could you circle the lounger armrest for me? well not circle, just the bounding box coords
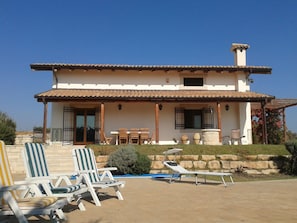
[75,170,97,174]
[25,176,55,182]
[0,182,44,197]
[13,180,34,185]
[50,172,76,177]
[0,184,30,191]
[97,167,118,171]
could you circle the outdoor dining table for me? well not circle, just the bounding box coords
[110,130,149,145]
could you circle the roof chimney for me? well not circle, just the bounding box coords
[230,43,250,66]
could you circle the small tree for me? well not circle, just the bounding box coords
[0,111,16,145]
[287,130,297,141]
[266,109,283,144]
[251,108,283,144]
[285,141,297,175]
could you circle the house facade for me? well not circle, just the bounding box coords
[31,43,274,145]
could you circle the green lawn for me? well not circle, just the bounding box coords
[88,144,290,156]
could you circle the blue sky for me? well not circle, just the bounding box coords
[1,0,297,133]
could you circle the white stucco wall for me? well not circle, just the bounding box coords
[52,69,246,91]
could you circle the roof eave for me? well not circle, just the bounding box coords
[30,63,272,74]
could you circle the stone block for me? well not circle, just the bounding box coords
[151,161,164,169]
[155,155,166,161]
[181,155,199,161]
[96,155,108,163]
[257,155,275,161]
[268,161,278,169]
[244,169,261,175]
[193,161,206,169]
[229,161,244,169]
[221,160,231,169]
[244,155,258,160]
[243,161,268,169]
[180,161,193,169]
[147,155,155,161]
[201,155,216,161]
[207,160,221,169]
[166,155,181,161]
[261,169,280,175]
[217,154,239,161]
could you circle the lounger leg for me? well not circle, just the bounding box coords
[169,174,173,184]
[221,176,227,187]
[4,192,28,223]
[75,195,86,211]
[82,174,102,206]
[55,209,65,221]
[195,174,198,185]
[229,176,234,184]
[90,188,102,206]
[114,186,124,200]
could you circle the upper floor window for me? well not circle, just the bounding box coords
[183,77,203,86]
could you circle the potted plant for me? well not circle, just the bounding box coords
[181,135,189,144]
[193,133,201,144]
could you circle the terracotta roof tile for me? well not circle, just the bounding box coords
[35,89,274,102]
[30,63,272,74]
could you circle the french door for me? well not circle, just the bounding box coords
[74,109,96,145]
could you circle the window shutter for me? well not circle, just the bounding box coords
[203,107,214,129]
[95,107,100,144]
[63,107,74,144]
[175,107,185,129]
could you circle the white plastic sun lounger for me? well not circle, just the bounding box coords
[163,148,234,187]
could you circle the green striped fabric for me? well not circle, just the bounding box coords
[24,142,82,194]
[24,143,49,178]
[73,148,100,183]
[51,185,81,193]
[73,148,119,185]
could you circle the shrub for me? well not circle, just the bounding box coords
[285,140,297,175]
[106,145,151,175]
[133,152,152,175]
[0,111,16,145]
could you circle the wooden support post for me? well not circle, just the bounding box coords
[217,102,222,142]
[282,108,287,142]
[100,103,105,143]
[155,103,159,144]
[42,100,48,144]
[261,101,268,144]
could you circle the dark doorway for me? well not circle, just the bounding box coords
[74,109,95,144]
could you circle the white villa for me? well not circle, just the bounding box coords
[30,43,274,145]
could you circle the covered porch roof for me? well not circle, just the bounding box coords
[35,89,274,103]
[251,99,297,110]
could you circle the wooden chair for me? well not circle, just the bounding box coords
[129,128,139,144]
[139,128,152,145]
[103,132,113,145]
[231,129,243,145]
[118,128,128,144]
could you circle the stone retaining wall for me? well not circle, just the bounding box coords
[6,145,285,175]
[97,154,285,175]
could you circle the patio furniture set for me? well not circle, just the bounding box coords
[109,128,152,145]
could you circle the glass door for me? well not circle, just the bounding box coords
[74,109,95,144]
